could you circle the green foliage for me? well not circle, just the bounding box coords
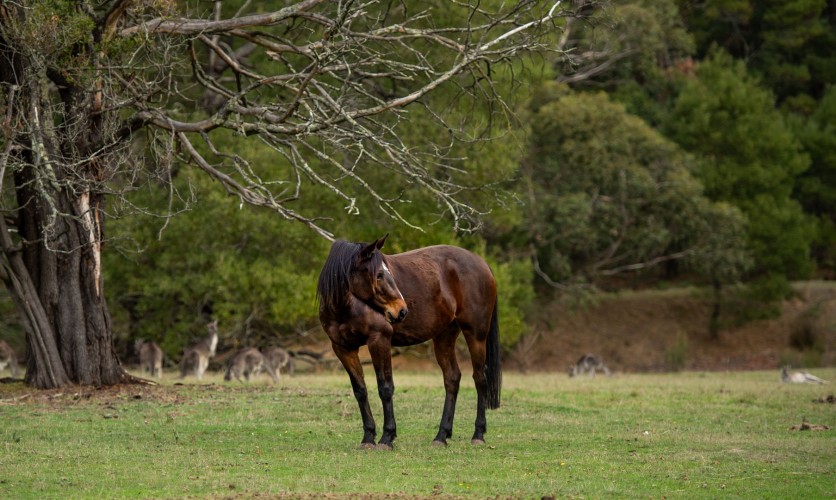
[486,257,535,351]
[678,0,754,57]
[17,1,95,57]
[665,50,815,297]
[103,131,536,357]
[686,202,752,283]
[602,0,694,91]
[679,0,834,102]
[793,86,836,274]
[752,0,827,97]
[569,0,695,85]
[568,0,695,126]
[668,52,807,199]
[516,84,748,290]
[6,0,832,362]
[104,166,328,354]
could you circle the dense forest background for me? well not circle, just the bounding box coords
[1,0,833,365]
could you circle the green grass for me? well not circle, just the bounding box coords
[1,369,834,498]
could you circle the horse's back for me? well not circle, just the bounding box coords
[392,245,493,288]
[389,245,496,341]
[395,245,491,274]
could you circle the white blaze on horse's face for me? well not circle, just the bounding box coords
[374,260,408,324]
[382,263,405,301]
[350,236,408,324]
[352,254,408,324]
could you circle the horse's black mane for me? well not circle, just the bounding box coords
[317,239,384,318]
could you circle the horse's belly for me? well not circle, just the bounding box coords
[391,321,451,347]
[390,333,431,347]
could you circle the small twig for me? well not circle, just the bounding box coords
[0,393,32,404]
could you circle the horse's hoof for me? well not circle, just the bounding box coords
[358,442,375,450]
[431,439,448,447]
[471,438,486,446]
[375,443,393,451]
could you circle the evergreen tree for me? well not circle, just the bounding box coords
[793,86,836,275]
[678,0,836,104]
[517,84,748,291]
[665,50,814,298]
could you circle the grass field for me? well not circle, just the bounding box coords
[1,368,834,499]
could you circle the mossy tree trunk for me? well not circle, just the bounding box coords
[0,9,126,388]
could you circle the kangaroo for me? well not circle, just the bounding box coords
[781,365,828,384]
[262,346,292,383]
[135,340,164,378]
[568,353,611,378]
[0,340,20,377]
[224,347,265,382]
[180,320,219,380]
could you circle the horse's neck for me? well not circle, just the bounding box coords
[343,292,389,326]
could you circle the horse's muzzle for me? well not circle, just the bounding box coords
[387,307,408,324]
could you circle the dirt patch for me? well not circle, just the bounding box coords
[812,395,835,404]
[0,382,190,408]
[789,422,831,431]
[515,282,836,373]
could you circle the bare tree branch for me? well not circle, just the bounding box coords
[104,1,572,236]
[119,0,326,36]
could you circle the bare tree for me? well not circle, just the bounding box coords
[0,1,585,388]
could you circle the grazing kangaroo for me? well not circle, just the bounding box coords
[180,321,219,380]
[136,340,164,378]
[0,340,20,377]
[262,346,292,383]
[568,353,611,378]
[781,365,828,384]
[224,347,265,382]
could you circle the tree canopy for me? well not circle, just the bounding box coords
[0,0,570,387]
[0,1,833,387]
[665,50,814,297]
[514,84,748,291]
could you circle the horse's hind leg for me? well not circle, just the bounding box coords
[331,342,377,449]
[431,326,461,446]
[463,330,489,445]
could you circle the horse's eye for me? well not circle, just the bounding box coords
[377,273,384,281]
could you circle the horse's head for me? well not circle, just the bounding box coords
[351,234,408,324]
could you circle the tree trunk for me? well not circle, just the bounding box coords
[14,184,125,387]
[1,133,127,388]
[0,21,128,388]
[0,215,70,388]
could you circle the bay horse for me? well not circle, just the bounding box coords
[317,234,501,450]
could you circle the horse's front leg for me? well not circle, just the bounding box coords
[431,327,461,446]
[367,335,396,450]
[331,342,377,448]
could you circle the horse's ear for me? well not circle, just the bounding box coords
[359,234,388,260]
[359,241,378,261]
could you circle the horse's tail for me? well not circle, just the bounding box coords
[485,298,502,409]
